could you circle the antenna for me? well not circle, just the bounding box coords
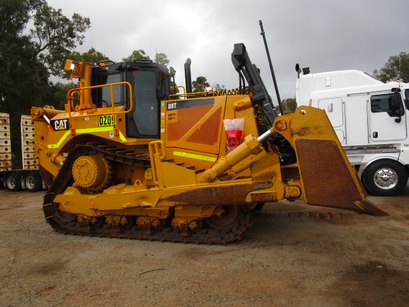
[90,27,93,49]
[259,20,283,115]
[399,52,402,83]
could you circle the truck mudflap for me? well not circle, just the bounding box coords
[286,107,387,216]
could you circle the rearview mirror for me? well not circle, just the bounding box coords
[389,93,404,117]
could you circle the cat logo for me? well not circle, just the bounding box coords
[52,119,69,131]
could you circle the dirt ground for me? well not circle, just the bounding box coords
[1,186,409,307]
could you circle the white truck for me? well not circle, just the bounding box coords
[0,113,43,192]
[296,65,409,196]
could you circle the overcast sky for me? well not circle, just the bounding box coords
[48,0,409,103]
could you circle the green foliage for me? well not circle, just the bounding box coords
[192,76,210,92]
[0,0,89,168]
[122,49,150,62]
[50,82,77,110]
[169,66,176,77]
[69,48,110,64]
[152,53,178,93]
[281,98,297,114]
[213,84,226,91]
[373,52,409,83]
[168,67,178,94]
[29,1,90,78]
[0,0,90,109]
[154,53,169,67]
[0,0,34,36]
[122,50,179,95]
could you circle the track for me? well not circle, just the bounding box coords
[43,142,256,244]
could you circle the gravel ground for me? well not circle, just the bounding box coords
[0,186,408,306]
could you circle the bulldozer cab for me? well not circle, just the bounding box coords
[90,61,170,139]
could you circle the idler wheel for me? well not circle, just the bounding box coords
[72,155,111,191]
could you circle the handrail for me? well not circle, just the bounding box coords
[169,85,186,98]
[168,88,247,100]
[66,81,134,115]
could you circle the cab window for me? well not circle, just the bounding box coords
[370,93,404,117]
[101,73,123,107]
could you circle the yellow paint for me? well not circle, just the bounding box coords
[48,131,70,149]
[48,127,128,149]
[118,131,127,142]
[173,151,217,162]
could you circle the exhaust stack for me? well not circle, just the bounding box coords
[184,58,192,93]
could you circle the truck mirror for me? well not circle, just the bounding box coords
[389,93,404,117]
[389,93,399,110]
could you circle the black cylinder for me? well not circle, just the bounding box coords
[184,58,192,93]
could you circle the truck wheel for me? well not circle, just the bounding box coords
[362,160,408,196]
[5,174,23,192]
[25,173,43,192]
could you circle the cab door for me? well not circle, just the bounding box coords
[126,70,160,138]
[368,92,407,143]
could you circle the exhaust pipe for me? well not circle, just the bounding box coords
[184,58,192,93]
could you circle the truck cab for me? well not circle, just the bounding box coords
[296,67,409,196]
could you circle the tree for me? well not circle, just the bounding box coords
[0,0,90,167]
[154,53,179,93]
[154,52,169,67]
[373,52,409,83]
[169,66,176,78]
[69,48,110,64]
[192,76,210,92]
[50,82,77,110]
[29,1,90,79]
[122,49,150,61]
[0,0,33,37]
[0,0,90,108]
[1,0,42,110]
[168,66,179,94]
[281,98,297,114]
[212,83,226,91]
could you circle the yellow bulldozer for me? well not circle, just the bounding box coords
[31,43,381,244]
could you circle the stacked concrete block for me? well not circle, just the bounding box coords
[0,113,12,171]
[20,115,38,170]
